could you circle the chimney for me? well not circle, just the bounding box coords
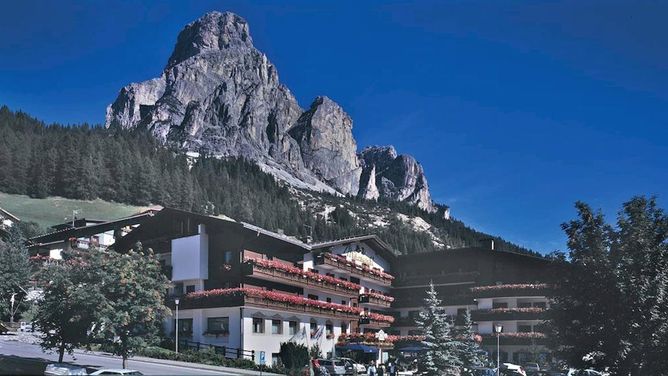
[480,238,495,251]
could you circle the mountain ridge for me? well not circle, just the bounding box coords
[106,11,439,213]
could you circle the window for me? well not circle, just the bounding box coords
[518,301,532,308]
[533,301,547,309]
[341,322,348,333]
[408,310,421,319]
[492,302,508,309]
[175,318,193,336]
[288,321,299,335]
[518,324,533,333]
[326,273,335,278]
[272,319,283,335]
[341,300,347,306]
[350,277,360,284]
[326,297,332,303]
[308,294,318,301]
[325,323,333,337]
[310,320,318,338]
[174,282,184,295]
[207,317,229,334]
[186,285,196,293]
[252,318,265,334]
[272,353,280,366]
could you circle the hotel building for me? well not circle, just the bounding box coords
[113,208,397,367]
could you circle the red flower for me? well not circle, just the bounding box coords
[245,257,362,292]
[183,287,363,315]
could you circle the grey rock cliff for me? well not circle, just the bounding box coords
[359,146,435,212]
[289,97,361,195]
[106,11,437,211]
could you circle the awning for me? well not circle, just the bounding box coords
[395,345,427,353]
[337,343,378,353]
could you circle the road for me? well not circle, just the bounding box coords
[0,339,243,375]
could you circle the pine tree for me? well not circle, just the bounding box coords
[455,309,489,375]
[415,282,462,376]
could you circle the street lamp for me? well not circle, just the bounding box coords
[175,298,180,354]
[494,323,503,376]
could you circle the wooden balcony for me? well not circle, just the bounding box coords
[471,308,547,322]
[358,293,393,308]
[470,284,551,299]
[481,332,548,346]
[242,260,359,297]
[314,253,393,286]
[175,288,361,320]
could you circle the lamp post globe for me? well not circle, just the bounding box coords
[175,298,180,354]
[494,324,503,376]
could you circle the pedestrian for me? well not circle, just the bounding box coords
[367,361,377,376]
[377,363,385,376]
[388,360,397,376]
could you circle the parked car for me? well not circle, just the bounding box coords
[501,363,527,376]
[567,369,606,376]
[319,359,347,375]
[89,370,143,375]
[471,366,497,376]
[339,357,366,374]
[524,363,540,372]
[44,363,88,376]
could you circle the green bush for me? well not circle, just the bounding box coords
[137,346,285,373]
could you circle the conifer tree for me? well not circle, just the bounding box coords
[415,282,462,376]
[455,309,489,374]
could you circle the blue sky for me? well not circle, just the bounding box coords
[1,0,666,253]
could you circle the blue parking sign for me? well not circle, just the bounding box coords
[259,351,266,365]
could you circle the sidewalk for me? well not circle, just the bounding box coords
[72,348,283,376]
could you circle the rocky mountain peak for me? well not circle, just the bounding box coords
[167,11,252,69]
[106,11,439,214]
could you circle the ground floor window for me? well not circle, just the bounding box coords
[253,317,265,333]
[288,321,298,335]
[175,318,193,336]
[310,320,318,338]
[207,317,229,334]
[272,353,281,366]
[272,319,283,335]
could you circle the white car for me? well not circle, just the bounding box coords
[89,370,144,375]
[44,363,88,376]
[501,363,527,376]
[339,357,366,373]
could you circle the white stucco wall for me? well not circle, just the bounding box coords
[172,230,208,282]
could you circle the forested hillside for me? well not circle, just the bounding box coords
[0,105,539,256]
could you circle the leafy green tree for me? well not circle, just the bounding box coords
[455,309,489,374]
[279,342,309,375]
[95,244,170,368]
[0,226,32,322]
[415,282,462,376]
[34,249,104,362]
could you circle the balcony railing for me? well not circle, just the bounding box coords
[359,292,394,308]
[470,284,550,298]
[359,312,395,328]
[337,334,426,349]
[314,252,394,286]
[176,288,362,319]
[243,257,360,297]
[472,307,547,321]
[394,271,480,287]
[480,332,548,346]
